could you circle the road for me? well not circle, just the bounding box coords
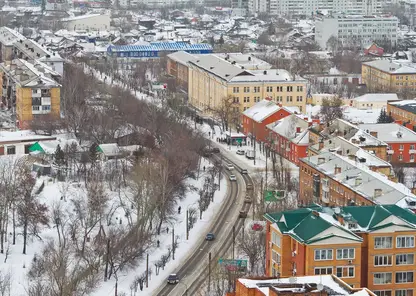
[154,152,253,296]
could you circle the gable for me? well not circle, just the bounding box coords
[308,236,362,245]
[307,225,361,243]
[373,215,415,230]
[370,224,415,233]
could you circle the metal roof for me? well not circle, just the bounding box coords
[108,42,212,53]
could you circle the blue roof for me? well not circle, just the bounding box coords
[107,42,212,52]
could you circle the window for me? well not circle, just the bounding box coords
[337,248,355,260]
[272,250,281,264]
[297,85,303,92]
[286,96,293,102]
[243,97,250,103]
[397,236,415,248]
[32,97,41,105]
[254,86,260,93]
[6,146,15,155]
[271,232,281,247]
[244,87,250,93]
[287,86,293,92]
[314,249,333,260]
[314,267,333,275]
[411,145,415,150]
[396,272,414,283]
[336,266,355,278]
[374,255,392,266]
[396,254,414,265]
[400,145,404,150]
[233,87,239,93]
[266,86,273,92]
[374,272,393,285]
[375,237,393,249]
[32,106,40,111]
[395,289,413,296]
[374,292,392,296]
[296,96,303,102]
[233,97,239,103]
[399,155,403,161]
[276,86,283,92]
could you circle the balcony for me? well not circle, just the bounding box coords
[32,91,41,97]
[321,195,330,203]
[387,149,394,154]
[410,149,416,154]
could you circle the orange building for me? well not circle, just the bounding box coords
[264,205,416,296]
[226,274,376,296]
[387,100,416,129]
[166,51,197,92]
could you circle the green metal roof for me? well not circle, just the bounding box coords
[28,142,45,153]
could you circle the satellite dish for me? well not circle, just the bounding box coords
[317,283,324,291]
[334,207,341,214]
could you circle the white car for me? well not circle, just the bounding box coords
[226,164,234,170]
[236,150,245,155]
[229,175,237,181]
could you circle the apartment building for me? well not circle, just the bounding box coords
[350,93,399,110]
[242,99,297,142]
[387,100,416,127]
[315,15,398,50]
[228,275,376,296]
[299,151,416,209]
[188,55,307,115]
[362,60,416,93]
[267,114,310,165]
[264,205,416,295]
[0,59,61,129]
[359,123,416,164]
[0,27,25,62]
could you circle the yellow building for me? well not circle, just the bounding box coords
[0,58,61,129]
[188,55,307,114]
[362,60,416,93]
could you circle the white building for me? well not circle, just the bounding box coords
[62,14,110,31]
[352,93,399,109]
[315,14,398,50]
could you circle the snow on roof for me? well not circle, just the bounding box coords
[363,59,416,74]
[358,123,416,143]
[267,114,309,142]
[63,14,105,22]
[354,93,399,102]
[242,100,285,122]
[238,275,364,295]
[390,99,416,106]
[167,51,198,65]
[0,130,55,143]
[0,27,26,46]
[98,143,120,157]
[229,69,302,83]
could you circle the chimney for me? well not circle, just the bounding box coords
[374,188,383,198]
[263,70,267,75]
[370,131,378,138]
[296,127,301,133]
[312,211,320,217]
[355,177,362,186]
[318,139,324,150]
[351,138,358,144]
[334,166,341,174]
[318,157,325,165]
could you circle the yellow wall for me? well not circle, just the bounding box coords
[362,64,416,93]
[50,87,60,117]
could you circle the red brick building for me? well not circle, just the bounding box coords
[359,123,416,164]
[363,43,384,56]
[267,114,310,165]
[242,99,296,142]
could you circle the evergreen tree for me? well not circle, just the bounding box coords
[54,144,66,179]
[377,109,394,123]
[89,143,99,164]
[218,34,224,47]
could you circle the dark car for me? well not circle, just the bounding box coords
[239,211,247,218]
[206,233,215,241]
[167,273,179,284]
[241,169,248,174]
[212,148,220,153]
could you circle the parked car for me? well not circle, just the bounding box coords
[229,175,237,181]
[206,233,215,241]
[239,211,247,218]
[251,223,264,231]
[241,169,248,174]
[226,164,234,170]
[212,148,220,153]
[245,150,255,159]
[244,196,252,203]
[246,183,253,190]
[167,274,179,284]
[236,149,244,155]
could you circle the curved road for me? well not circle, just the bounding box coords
[155,153,253,296]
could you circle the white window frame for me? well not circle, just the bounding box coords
[396,272,414,284]
[272,249,281,264]
[395,289,413,296]
[396,236,415,248]
[336,266,355,278]
[314,267,333,275]
[314,249,333,261]
[336,248,355,260]
[374,291,392,296]
[374,272,393,285]
[375,237,393,249]
[271,232,281,247]
[374,255,393,266]
[396,254,414,265]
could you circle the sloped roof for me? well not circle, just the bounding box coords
[354,93,399,102]
[242,99,291,123]
[97,143,120,157]
[358,123,416,143]
[266,114,309,142]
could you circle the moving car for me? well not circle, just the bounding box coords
[252,223,264,231]
[245,150,255,159]
[239,211,247,218]
[236,149,244,155]
[226,164,234,170]
[206,233,215,241]
[229,175,237,181]
[241,169,248,174]
[212,148,220,153]
[167,274,179,284]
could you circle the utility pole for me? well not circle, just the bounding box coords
[232,225,235,260]
[146,254,149,288]
[186,210,189,240]
[172,227,175,260]
[208,252,212,292]
[261,177,264,215]
[104,238,110,281]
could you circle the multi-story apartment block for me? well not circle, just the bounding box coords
[387,100,416,128]
[299,151,416,209]
[265,205,416,295]
[315,15,398,50]
[188,55,307,115]
[0,59,61,129]
[228,275,376,296]
[359,123,416,164]
[0,27,25,62]
[362,60,416,93]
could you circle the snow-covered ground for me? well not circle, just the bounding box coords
[0,157,228,296]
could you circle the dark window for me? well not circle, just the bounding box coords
[7,146,15,155]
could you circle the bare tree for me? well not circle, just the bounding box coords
[237,229,266,275]
[319,97,344,124]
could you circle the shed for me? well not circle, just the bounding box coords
[97,143,121,159]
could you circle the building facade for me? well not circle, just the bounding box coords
[315,15,398,50]
[387,100,416,128]
[264,205,416,295]
[362,60,416,93]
